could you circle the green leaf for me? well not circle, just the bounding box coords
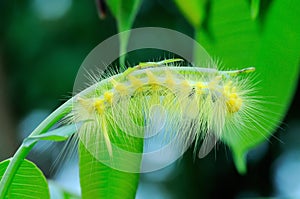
[195,0,300,173]
[173,0,208,64]
[106,0,142,65]
[23,123,82,147]
[0,159,49,199]
[173,0,207,29]
[78,141,142,199]
[78,123,143,198]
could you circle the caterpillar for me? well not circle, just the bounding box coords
[67,58,262,171]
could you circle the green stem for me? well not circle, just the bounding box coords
[0,145,33,199]
[0,99,73,198]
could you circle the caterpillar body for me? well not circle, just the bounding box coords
[68,58,262,169]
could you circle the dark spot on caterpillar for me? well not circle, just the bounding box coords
[188,88,196,98]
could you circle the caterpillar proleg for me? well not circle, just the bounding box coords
[67,58,264,170]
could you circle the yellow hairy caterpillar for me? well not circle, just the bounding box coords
[67,58,261,168]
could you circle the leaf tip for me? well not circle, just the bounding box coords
[233,150,247,175]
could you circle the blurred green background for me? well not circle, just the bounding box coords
[0,0,299,198]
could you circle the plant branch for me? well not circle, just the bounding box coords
[0,100,73,198]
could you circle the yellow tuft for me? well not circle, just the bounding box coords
[146,70,162,91]
[110,78,128,95]
[181,80,190,89]
[226,93,242,113]
[165,71,176,88]
[94,99,105,114]
[195,82,205,94]
[146,70,158,84]
[223,81,233,93]
[231,86,237,93]
[104,92,113,104]
[128,75,144,89]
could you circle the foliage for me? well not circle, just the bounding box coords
[176,0,300,173]
[0,159,50,199]
[0,0,299,198]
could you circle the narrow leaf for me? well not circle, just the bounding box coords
[173,0,207,29]
[23,123,82,147]
[106,0,142,65]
